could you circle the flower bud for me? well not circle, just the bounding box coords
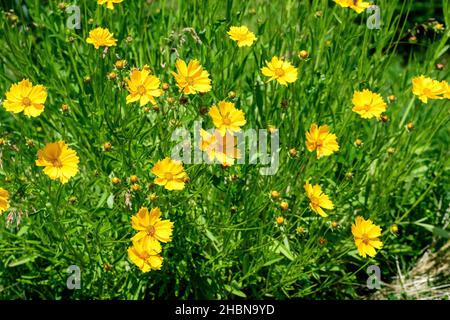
[271,190,280,199]
[299,50,309,59]
[276,216,284,225]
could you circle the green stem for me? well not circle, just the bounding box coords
[398,97,415,128]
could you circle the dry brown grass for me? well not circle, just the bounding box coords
[373,241,450,300]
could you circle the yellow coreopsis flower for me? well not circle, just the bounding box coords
[304,180,334,217]
[209,101,246,136]
[305,124,339,159]
[125,68,163,106]
[3,79,47,117]
[261,56,298,86]
[86,27,117,49]
[171,59,212,95]
[0,188,10,215]
[97,0,123,10]
[352,216,383,258]
[227,26,257,47]
[35,141,80,184]
[151,157,188,191]
[128,239,163,272]
[334,0,371,14]
[352,89,387,119]
[412,75,446,103]
[200,129,241,165]
[131,207,174,246]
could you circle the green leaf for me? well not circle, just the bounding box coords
[436,45,449,59]
[415,222,450,239]
[255,84,263,111]
[271,239,295,261]
[262,257,284,267]
[106,193,114,209]
[224,284,247,298]
[96,191,109,209]
[17,225,29,237]
[9,255,38,267]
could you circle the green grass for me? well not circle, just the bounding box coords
[0,0,449,299]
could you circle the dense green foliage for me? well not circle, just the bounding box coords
[0,0,449,299]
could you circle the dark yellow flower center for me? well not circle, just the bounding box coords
[361,234,370,245]
[146,225,156,236]
[423,88,431,96]
[52,158,63,168]
[22,97,32,106]
[137,85,147,95]
[315,140,323,149]
[139,251,149,259]
[274,68,285,77]
[222,117,232,125]
[363,104,371,111]
[164,172,174,180]
[237,33,248,41]
[185,77,194,86]
[310,196,320,208]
